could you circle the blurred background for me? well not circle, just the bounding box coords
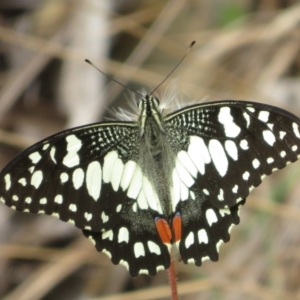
[0,0,300,299]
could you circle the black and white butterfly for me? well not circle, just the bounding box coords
[1,95,300,277]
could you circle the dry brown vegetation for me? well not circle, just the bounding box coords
[0,0,300,299]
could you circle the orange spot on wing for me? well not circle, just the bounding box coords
[172,214,182,242]
[155,218,172,244]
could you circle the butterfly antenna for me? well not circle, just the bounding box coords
[85,59,144,97]
[150,41,196,96]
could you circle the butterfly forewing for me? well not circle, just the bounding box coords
[0,122,141,231]
[165,101,300,210]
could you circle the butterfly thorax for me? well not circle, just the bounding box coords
[137,95,174,216]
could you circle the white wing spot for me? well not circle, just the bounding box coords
[279,131,286,139]
[225,140,238,161]
[42,143,49,150]
[228,224,235,234]
[134,242,145,258]
[188,258,195,264]
[84,212,92,221]
[219,208,231,217]
[218,107,241,137]
[132,203,137,212]
[156,265,165,273]
[292,145,298,151]
[120,160,136,191]
[189,136,211,175]
[246,107,255,113]
[116,204,122,212]
[111,158,124,191]
[31,170,43,189]
[190,191,196,200]
[103,151,118,183]
[102,230,113,241]
[216,239,224,252]
[60,172,69,183]
[62,135,82,167]
[175,157,195,187]
[258,111,269,122]
[118,227,129,243]
[185,231,194,248]
[40,198,47,204]
[206,209,218,226]
[25,197,32,204]
[209,139,228,177]
[4,174,11,190]
[267,123,274,130]
[293,123,300,138]
[198,229,208,244]
[54,194,63,204]
[18,178,27,186]
[218,189,224,201]
[203,189,210,195]
[263,130,276,146]
[267,157,274,164]
[86,161,102,201]
[69,204,77,212]
[50,147,57,164]
[280,150,286,158]
[243,112,250,128]
[148,241,161,255]
[29,152,41,164]
[177,151,198,178]
[72,168,84,189]
[101,211,109,223]
[127,165,143,200]
[240,139,249,150]
[252,158,260,169]
[12,195,19,201]
[102,248,111,258]
[232,185,238,193]
[119,259,129,270]
[142,176,162,214]
[243,171,250,180]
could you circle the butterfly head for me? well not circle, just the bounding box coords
[138,95,165,137]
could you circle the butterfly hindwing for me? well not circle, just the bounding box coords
[83,203,171,277]
[176,185,245,265]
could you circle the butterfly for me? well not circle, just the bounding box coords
[1,94,300,277]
